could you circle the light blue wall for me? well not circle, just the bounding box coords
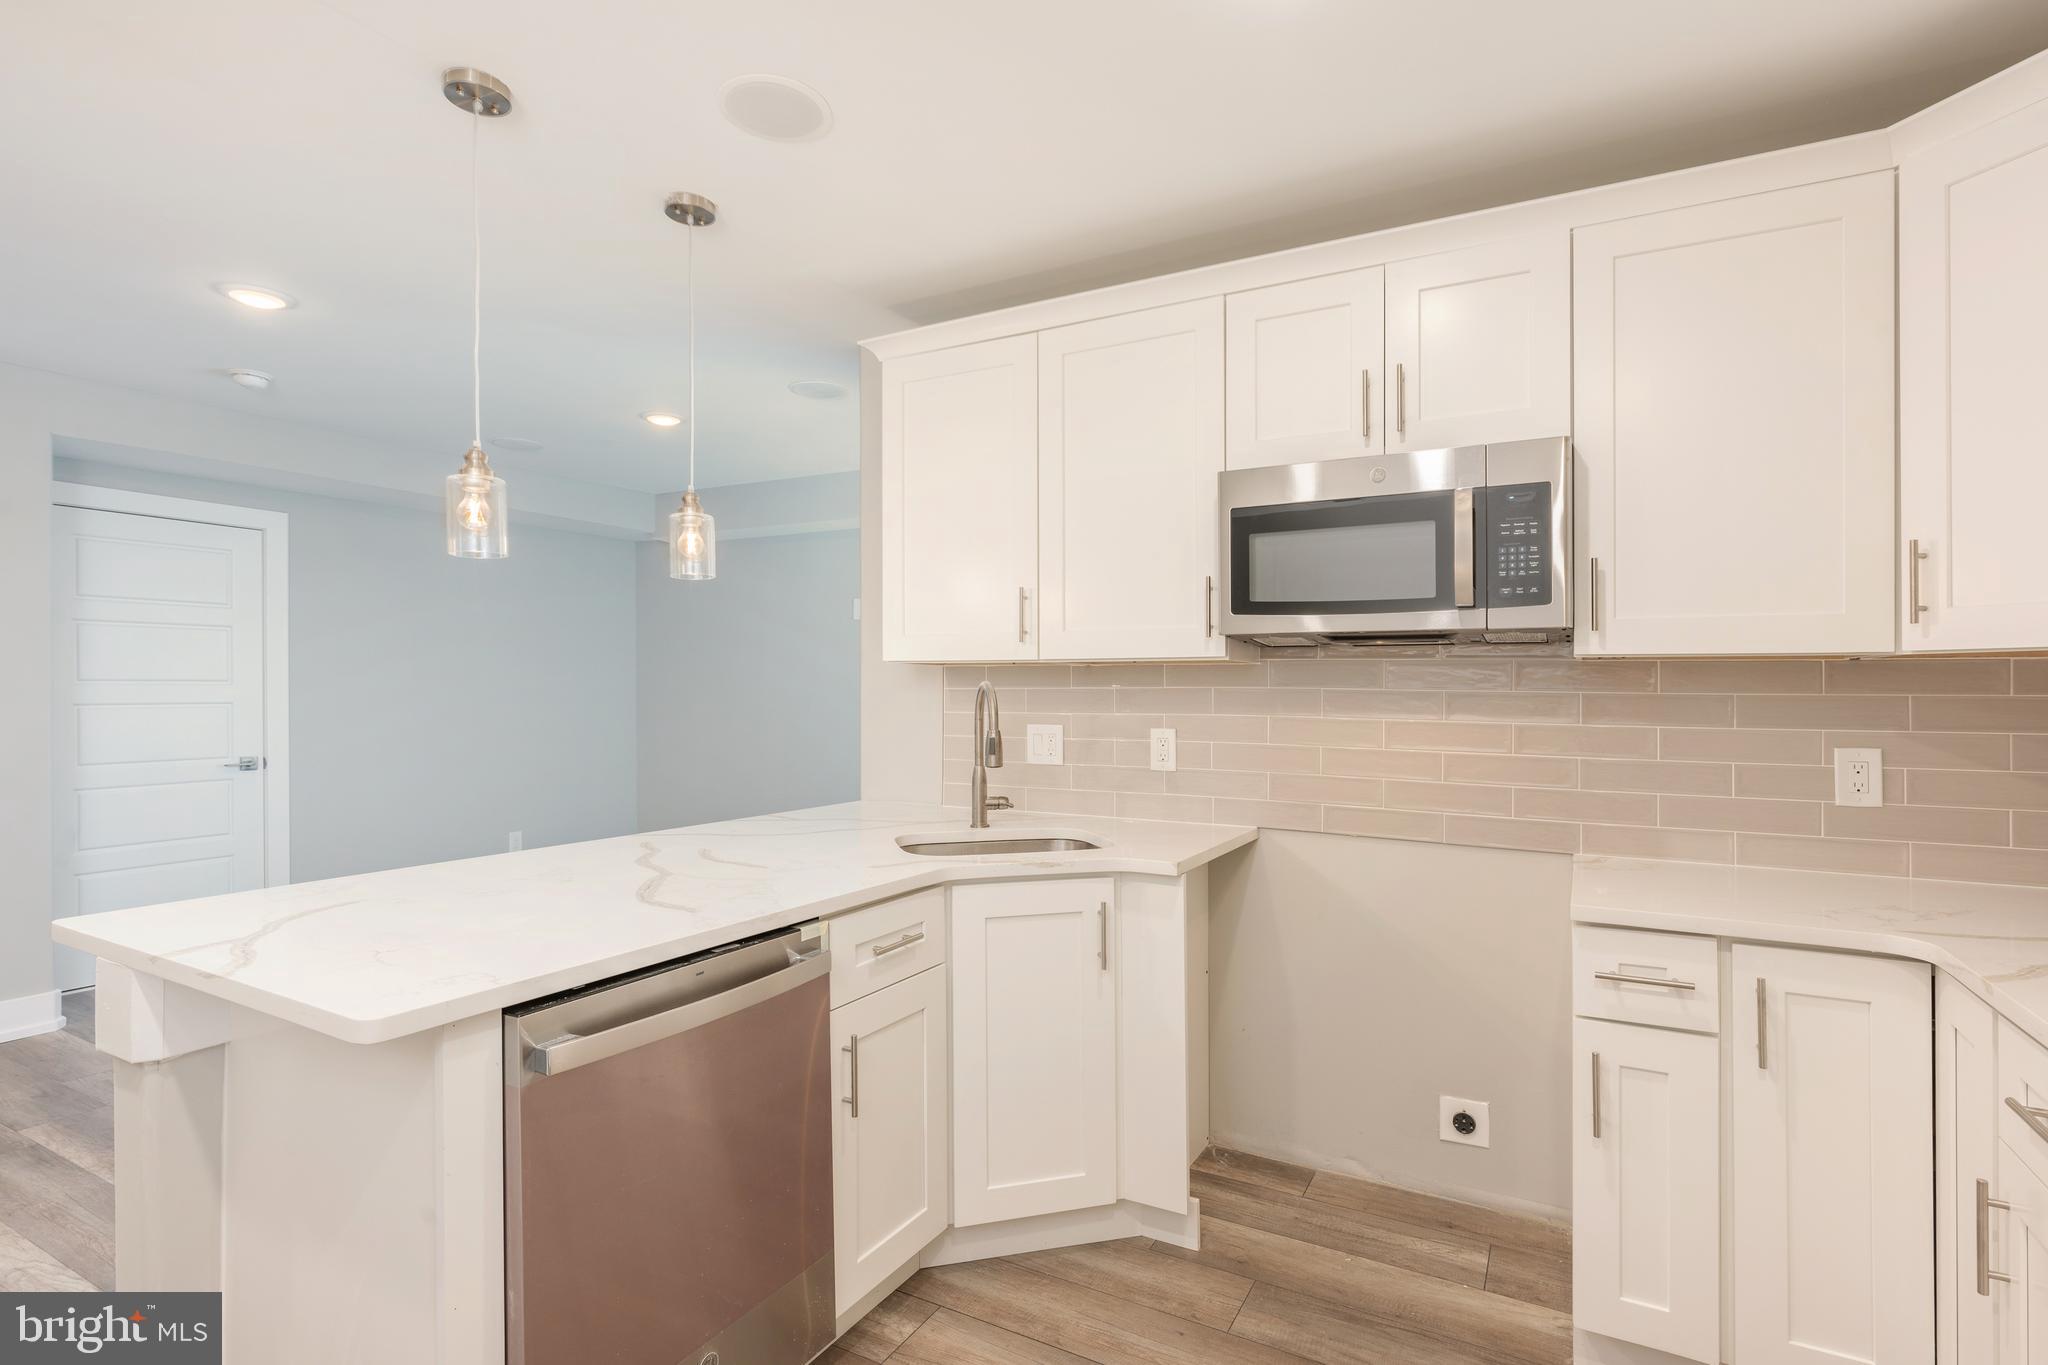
[636,475,860,831]
[55,457,641,881]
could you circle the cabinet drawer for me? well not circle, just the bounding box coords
[829,888,947,1006]
[1573,925,1718,1033]
[1999,1016,2048,1187]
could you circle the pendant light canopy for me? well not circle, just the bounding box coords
[442,68,511,560]
[665,192,717,581]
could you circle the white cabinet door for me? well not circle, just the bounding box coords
[1731,945,1933,1365]
[1573,173,1896,656]
[1224,268,1384,469]
[1900,96,2048,651]
[832,966,948,1314]
[1384,235,1569,452]
[880,336,1039,662]
[951,878,1117,1225]
[1941,974,1999,1365]
[1998,1134,2048,1365]
[1572,1018,1720,1363]
[1037,300,1225,660]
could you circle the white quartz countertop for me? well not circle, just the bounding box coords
[1573,854,2048,1048]
[52,802,1256,1046]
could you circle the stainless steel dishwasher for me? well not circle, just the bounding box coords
[503,923,834,1365]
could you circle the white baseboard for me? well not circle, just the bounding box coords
[0,990,64,1043]
[920,1197,1202,1267]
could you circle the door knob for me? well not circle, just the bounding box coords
[221,756,262,771]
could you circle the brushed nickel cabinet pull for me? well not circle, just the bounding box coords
[1018,587,1029,643]
[1098,902,1109,971]
[1909,539,1929,625]
[1589,557,1602,634]
[870,930,925,957]
[1981,1177,2013,1293]
[1361,369,1371,441]
[1591,1050,1601,1139]
[1593,971,1696,991]
[1395,362,1407,440]
[1204,575,1215,638]
[842,1035,859,1118]
[1755,977,1768,1070]
[2008,1095,2048,1148]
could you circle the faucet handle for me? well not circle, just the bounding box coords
[986,795,1013,811]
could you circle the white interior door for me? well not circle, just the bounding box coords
[1224,268,1384,469]
[1731,945,1934,1365]
[951,877,1117,1226]
[1037,299,1225,660]
[50,506,269,989]
[1573,172,1896,655]
[1900,96,2048,651]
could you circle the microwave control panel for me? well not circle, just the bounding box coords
[1482,483,1553,607]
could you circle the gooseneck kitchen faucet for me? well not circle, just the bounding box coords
[970,681,1013,829]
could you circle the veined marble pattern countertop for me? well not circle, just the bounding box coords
[52,802,1256,1046]
[1573,855,2048,1048]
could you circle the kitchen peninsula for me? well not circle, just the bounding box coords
[52,802,1255,1365]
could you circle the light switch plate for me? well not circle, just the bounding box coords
[1833,747,1882,807]
[1026,724,1064,766]
[1150,728,1177,772]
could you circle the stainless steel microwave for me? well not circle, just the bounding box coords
[1218,438,1571,645]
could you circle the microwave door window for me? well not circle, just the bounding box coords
[1249,521,1437,604]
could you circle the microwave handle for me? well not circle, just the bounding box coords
[1453,487,1476,609]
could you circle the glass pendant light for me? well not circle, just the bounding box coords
[442,68,512,559]
[665,192,718,580]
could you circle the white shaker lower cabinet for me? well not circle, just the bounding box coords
[950,877,1119,1224]
[1898,92,2048,651]
[1036,300,1226,661]
[1573,1019,1721,1363]
[1996,1140,2048,1364]
[1572,173,1896,655]
[879,335,1040,662]
[1730,945,1933,1365]
[1939,973,1999,1365]
[831,965,948,1314]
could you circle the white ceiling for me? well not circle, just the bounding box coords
[4,1,2045,496]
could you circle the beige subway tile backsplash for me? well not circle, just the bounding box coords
[935,649,2048,885]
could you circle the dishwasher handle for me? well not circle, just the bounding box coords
[528,947,826,1077]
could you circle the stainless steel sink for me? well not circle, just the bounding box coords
[897,836,1101,857]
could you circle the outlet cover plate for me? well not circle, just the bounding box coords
[1833,747,1882,807]
[1149,728,1177,772]
[1440,1096,1490,1148]
[1027,724,1064,766]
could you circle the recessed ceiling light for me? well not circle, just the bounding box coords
[227,368,272,390]
[719,75,833,143]
[642,411,683,428]
[489,435,544,452]
[216,284,295,311]
[788,379,847,400]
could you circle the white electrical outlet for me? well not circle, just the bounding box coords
[1027,724,1064,765]
[1440,1096,1490,1148]
[508,831,523,852]
[1833,747,1883,807]
[1149,727,1177,772]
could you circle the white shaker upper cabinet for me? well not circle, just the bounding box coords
[1384,235,1569,453]
[1901,96,2048,651]
[1730,945,1933,1365]
[1224,268,1384,470]
[1573,173,1896,655]
[880,336,1039,662]
[1037,299,1226,660]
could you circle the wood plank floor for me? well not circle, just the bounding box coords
[0,992,1571,1363]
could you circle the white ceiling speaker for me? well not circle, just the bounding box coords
[787,379,847,400]
[719,75,833,142]
[228,369,272,390]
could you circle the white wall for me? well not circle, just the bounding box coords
[55,457,640,881]
[0,388,55,1019]
[636,474,860,831]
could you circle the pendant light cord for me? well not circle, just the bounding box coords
[686,211,697,494]
[471,96,483,452]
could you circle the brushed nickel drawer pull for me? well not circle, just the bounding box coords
[1593,971,1696,991]
[1591,1050,1601,1139]
[1981,1178,2012,1294]
[870,930,926,957]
